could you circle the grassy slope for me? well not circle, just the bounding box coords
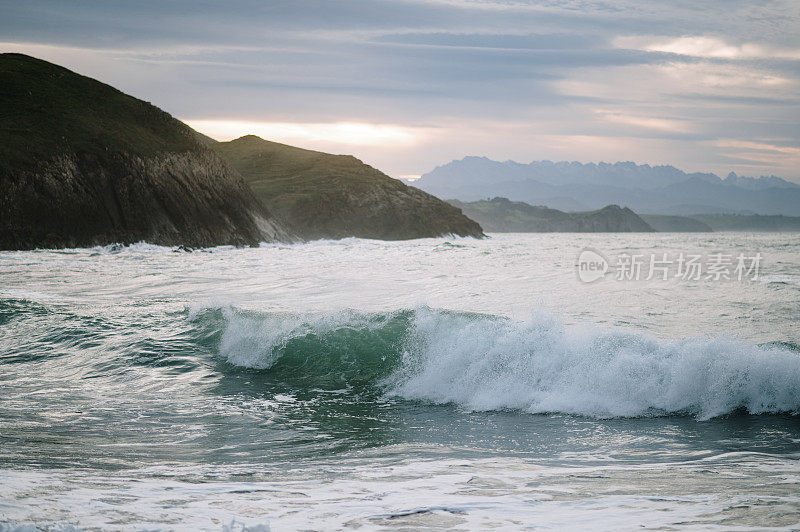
[212,135,391,210]
[212,135,484,239]
[0,53,199,174]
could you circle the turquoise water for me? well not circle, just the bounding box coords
[1,233,799,530]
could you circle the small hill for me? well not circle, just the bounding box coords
[0,54,290,250]
[690,213,800,231]
[212,135,483,240]
[640,215,713,232]
[448,197,654,232]
[643,213,800,231]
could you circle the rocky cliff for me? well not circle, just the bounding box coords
[448,197,654,232]
[0,54,290,250]
[212,135,484,241]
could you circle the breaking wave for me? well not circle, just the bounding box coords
[192,306,800,420]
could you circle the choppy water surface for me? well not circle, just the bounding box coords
[1,233,799,530]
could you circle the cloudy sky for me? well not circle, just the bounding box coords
[3,0,799,180]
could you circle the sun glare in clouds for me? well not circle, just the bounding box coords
[184,120,422,148]
[614,35,800,60]
[597,111,693,133]
[712,139,800,166]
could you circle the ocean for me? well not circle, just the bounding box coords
[1,232,799,530]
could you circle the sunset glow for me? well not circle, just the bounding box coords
[184,120,422,148]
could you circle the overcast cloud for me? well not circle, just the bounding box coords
[2,0,799,180]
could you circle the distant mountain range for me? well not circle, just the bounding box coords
[410,157,800,215]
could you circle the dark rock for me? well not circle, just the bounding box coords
[0,54,291,250]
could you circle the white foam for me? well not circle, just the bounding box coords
[386,308,800,420]
[2,453,799,530]
[207,305,800,419]
[761,274,800,287]
[0,289,56,302]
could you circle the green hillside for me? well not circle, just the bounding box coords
[212,135,484,240]
[0,54,199,173]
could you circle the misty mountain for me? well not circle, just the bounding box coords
[411,157,800,215]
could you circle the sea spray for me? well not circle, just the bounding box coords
[386,308,800,419]
[200,305,800,420]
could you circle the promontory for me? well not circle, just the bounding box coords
[0,54,290,250]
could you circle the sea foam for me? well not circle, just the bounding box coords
[206,306,800,420]
[386,308,800,420]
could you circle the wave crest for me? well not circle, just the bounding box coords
[195,306,800,420]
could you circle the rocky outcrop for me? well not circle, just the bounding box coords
[0,53,291,250]
[448,197,654,232]
[212,135,484,241]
